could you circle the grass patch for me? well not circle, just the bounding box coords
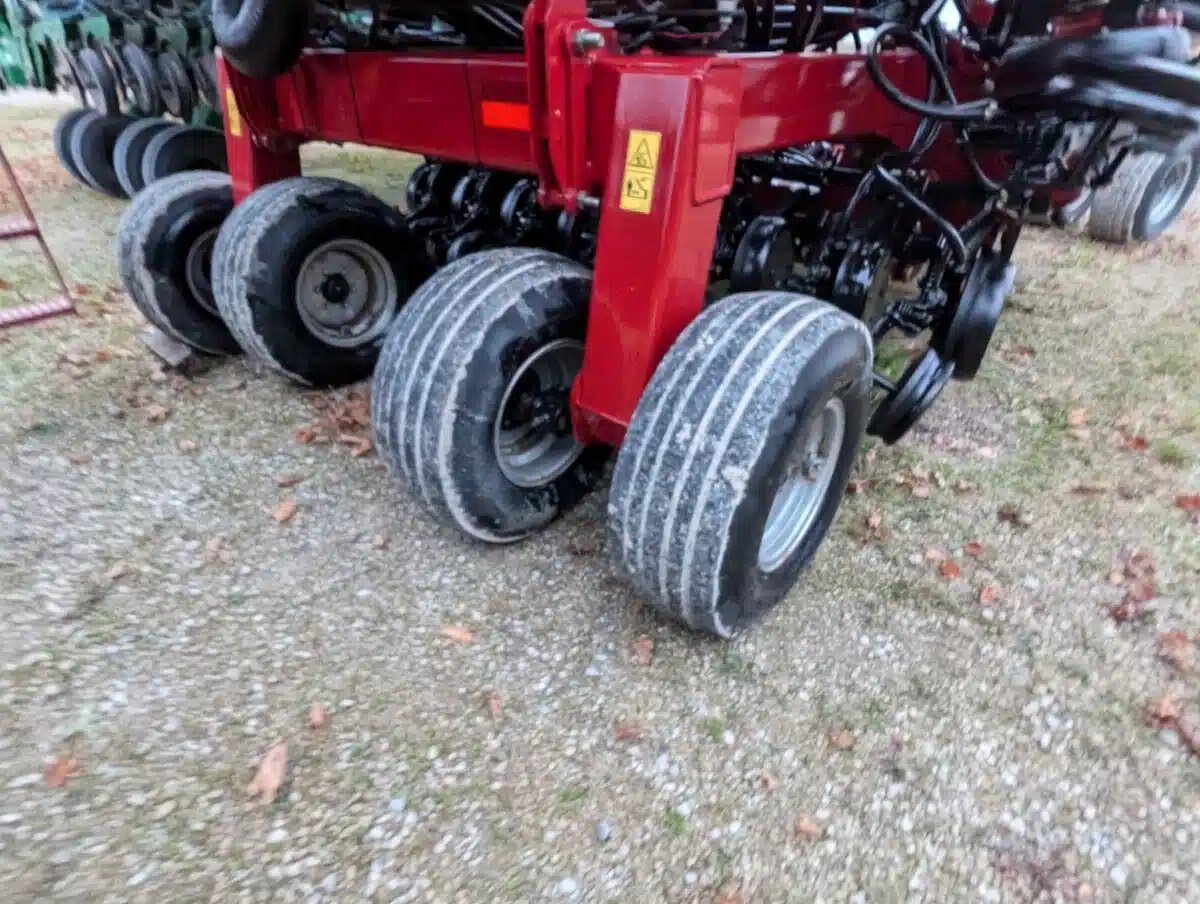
[663,809,689,838]
[700,717,727,742]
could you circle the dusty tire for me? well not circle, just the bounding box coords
[213,177,419,386]
[214,0,312,78]
[372,248,608,543]
[118,43,163,116]
[607,293,872,637]
[113,119,174,197]
[141,124,227,185]
[116,171,241,355]
[1089,151,1200,243]
[52,108,91,183]
[1051,188,1094,228]
[69,111,133,198]
[76,46,120,115]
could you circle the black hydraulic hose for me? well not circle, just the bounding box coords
[872,164,969,267]
[866,23,994,123]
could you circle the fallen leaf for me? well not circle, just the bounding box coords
[997,503,1032,528]
[631,635,655,666]
[483,690,503,719]
[272,498,298,523]
[615,720,646,741]
[144,403,171,424]
[1176,494,1200,513]
[978,584,998,606]
[923,547,946,562]
[177,438,198,453]
[846,479,872,495]
[105,561,129,582]
[1178,707,1200,756]
[246,742,288,804]
[1067,407,1088,427]
[44,756,80,789]
[1159,631,1197,675]
[714,886,746,904]
[1146,691,1184,728]
[1122,433,1149,452]
[276,474,306,488]
[1072,482,1108,496]
[205,536,233,565]
[938,560,962,581]
[309,704,329,730]
[755,769,778,793]
[441,624,475,645]
[866,510,883,531]
[1108,597,1146,624]
[794,815,824,841]
[963,541,984,558]
[828,727,856,751]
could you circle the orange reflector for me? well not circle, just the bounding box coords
[480,100,531,131]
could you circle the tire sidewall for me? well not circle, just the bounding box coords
[244,200,415,386]
[716,331,869,632]
[1134,150,1200,242]
[445,275,607,540]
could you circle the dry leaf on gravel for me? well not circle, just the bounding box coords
[794,815,823,841]
[105,561,129,582]
[846,479,872,495]
[309,704,329,730]
[755,770,778,793]
[276,474,306,488]
[997,503,1032,528]
[978,584,998,606]
[924,547,947,562]
[441,624,475,645]
[1146,691,1184,728]
[247,742,288,804]
[144,403,171,424]
[1176,493,1200,513]
[1121,432,1149,452]
[67,450,91,466]
[828,727,856,751]
[272,499,298,523]
[43,756,80,789]
[205,536,233,565]
[615,720,646,741]
[1071,482,1109,496]
[296,387,373,457]
[938,560,962,580]
[483,690,503,719]
[1159,631,1197,675]
[714,886,746,904]
[963,541,984,558]
[1178,708,1200,756]
[631,635,655,665]
[177,438,198,453]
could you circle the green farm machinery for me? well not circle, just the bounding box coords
[0,1,227,198]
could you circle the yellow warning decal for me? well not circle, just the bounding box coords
[619,129,661,215]
[224,86,243,138]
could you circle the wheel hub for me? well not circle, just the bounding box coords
[295,238,398,348]
[184,227,220,316]
[757,397,847,574]
[493,340,585,489]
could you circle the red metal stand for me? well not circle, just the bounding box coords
[0,143,74,329]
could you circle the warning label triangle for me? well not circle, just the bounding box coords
[629,139,655,170]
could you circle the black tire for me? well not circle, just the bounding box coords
[52,108,91,183]
[607,293,873,636]
[140,124,228,186]
[156,47,195,121]
[189,50,220,108]
[371,248,609,542]
[76,46,120,116]
[118,43,163,116]
[113,119,175,197]
[116,171,241,355]
[1051,187,1094,228]
[69,112,133,198]
[1089,150,1200,243]
[213,177,420,386]
[214,0,312,79]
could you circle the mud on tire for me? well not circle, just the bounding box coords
[117,171,241,355]
[607,293,873,637]
[212,177,419,386]
[371,248,609,543]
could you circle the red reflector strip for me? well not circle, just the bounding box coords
[480,100,531,131]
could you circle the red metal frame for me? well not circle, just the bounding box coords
[217,0,989,446]
[0,144,74,330]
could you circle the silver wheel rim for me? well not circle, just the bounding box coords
[1150,156,1192,226]
[493,339,585,489]
[185,227,219,315]
[757,397,846,573]
[295,238,397,348]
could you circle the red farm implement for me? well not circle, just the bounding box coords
[114,0,1200,635]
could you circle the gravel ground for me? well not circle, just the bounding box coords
[2,101,1199,903]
